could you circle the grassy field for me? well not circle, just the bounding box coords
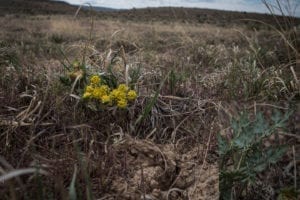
[0,0,299,199]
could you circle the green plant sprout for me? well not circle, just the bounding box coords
[219,109,292,199]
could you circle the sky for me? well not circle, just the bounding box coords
[56,0,300,17]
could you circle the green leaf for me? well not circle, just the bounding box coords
[69,165,78,200]
[271,109,282,124]
[220,169,248,188]
[233,128,255,149]
[233,135,250,149]
[271,110,293,129]
[266,146,287,164]
[239,112,250,128]
[253,112,268,135]
[231,119,239,136]
[246,146,287,173]
[60,76,72,86]
[251,155,269,173]
[135,72,169,126]
[129,64,141,85]
[101,64,119,89]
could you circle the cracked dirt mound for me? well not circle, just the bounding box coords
[108,136,219,200]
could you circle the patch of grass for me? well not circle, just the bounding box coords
[0,2,299,199]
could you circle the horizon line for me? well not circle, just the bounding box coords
[53,0,300,17]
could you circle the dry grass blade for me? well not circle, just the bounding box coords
[290,66,299,91]
[243,18,298,55]
[0,119,54,127]
[0,156,24,187]
[0,168,48,183]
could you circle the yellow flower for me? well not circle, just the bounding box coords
[101,95,111,104]
[83,92,91,99]
[110,89,126,101]
[99,85,109,94]
[91,85,109,99]
[118,84,129,92]
[119,92,126,100]
[109,90,117,101]
[86,85,94,93]
[92,87,102,98]
[117,99,127,108]
[90,75,100,85]
[127,90,137,101]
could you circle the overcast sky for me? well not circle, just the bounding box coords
[57,0,300,17]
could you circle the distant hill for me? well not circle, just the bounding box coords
[95,7,300,27]
[83,6,121,12]
[0,0,299,28]
[0,0,120,15]
[0,0,79,15]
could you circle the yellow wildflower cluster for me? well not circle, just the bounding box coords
[83,75,137,108]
